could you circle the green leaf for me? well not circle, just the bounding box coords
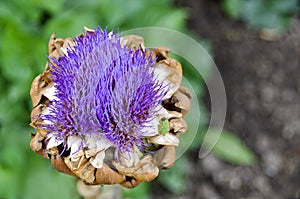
[0,26,33,82]
[0,168,18,199]
[271,0,298,13]
[150,9,186,30]
[157,156,191,195]
[203,129,256,165]
[45,11,98,38]
[221,0,243,19]
[242,0,295,31]
[22,155,79,199]
[98,0,144,27]
[0,2,15,23]
[38,0,63,15]
[123,182,150,199]
[221,0,297,32]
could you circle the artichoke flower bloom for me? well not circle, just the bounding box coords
[30,27,191,188]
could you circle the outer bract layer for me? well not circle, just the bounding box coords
[30,27,191,188]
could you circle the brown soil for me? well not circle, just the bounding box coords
[153,0,300,198]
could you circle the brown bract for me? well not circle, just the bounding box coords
[29,30,192,188]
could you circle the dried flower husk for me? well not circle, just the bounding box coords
[29,28,192,188]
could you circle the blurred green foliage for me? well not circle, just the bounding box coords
[221,0,299,32]
[203,129,256,165]
[0,0,257,198]
[123,183,150,199]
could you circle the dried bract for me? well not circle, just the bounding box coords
[29,27,191,188]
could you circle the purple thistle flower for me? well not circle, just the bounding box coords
[29,27,191,186]
[41,27,166,153]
